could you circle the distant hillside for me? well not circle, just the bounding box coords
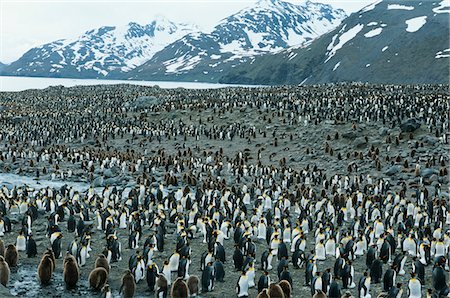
[1,16,198,79]
[127,0,346,82]
[219,0,450,85]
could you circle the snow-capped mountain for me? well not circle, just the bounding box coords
[126,0,346,81]
[2,16,198,78]
[220,0,450,85]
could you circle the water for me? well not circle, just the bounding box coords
[0,173,92,192]
[0,76,259,92]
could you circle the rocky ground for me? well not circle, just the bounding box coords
[0,83,448,297]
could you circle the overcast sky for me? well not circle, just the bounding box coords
[0,0,373,64]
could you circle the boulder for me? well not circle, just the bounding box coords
[400,118,421,132]
[378,127,390,136]
[420,168,439,178]
[92,176,104,187]
[132,96,161,108]
[354,137,367,148]
[385,166,400,176]
[342,131,357,140]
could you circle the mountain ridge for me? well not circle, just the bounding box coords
[219,0,450,85]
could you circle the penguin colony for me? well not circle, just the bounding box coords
[0,83,448,297]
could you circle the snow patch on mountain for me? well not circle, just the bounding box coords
[435,48,450,58]
[325,24,364,62]
[433,0,450,13]
[360,0,382,13]
[405,16,427,32]
[365,27,383,37]
[387,4,414,10]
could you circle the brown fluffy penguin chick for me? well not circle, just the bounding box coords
[95,254,110,274]
[38,254,54,285]
[4,244,18,267]
[257,288,270,298]
[63,253,79,289]
[120,270,136,298]
[89,267,108,291]
[0,256,10,286]
[157,274,169,298]
[187,275,199,296]
[278,280,292,298]
[268,283,285,298]
[0,240,5,257]
[43,248,56,271]
[171,277,189,298]
[312,290,327,298]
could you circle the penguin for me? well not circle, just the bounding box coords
[261,249,273,271]
[0,256,10,286]
[120,270,136,298]
[146,262,158,291]
[278,279,292,298]
[279,266,293,289]
[214,241,226,263]
[201,262,215,292]
[134,255,146,283]
[257,288,270,298]
[156,230,164,252]
[233,245,244,271]
[246,262,256,288]
[236,271,249,298]
[89,267,108,291]
[268,282,285,298]
[67,238,78,257]
[258,271,270,293]
[63,253,80,289]
[311,271,322,295]
[370,258,383,283]
[408,272,421,298]
[388,283,403,298]
[101,284,112,298]
[169,251,180,272]
[383,265,396,292]
[315,239,326,260]
[393,252,407,275]
[16,231,26,251]
[51,232,63,259]
[95,254,110,274]
[67,214,76,233]
[292,249,305,269]
[214,259,225,282]
[366,245,377,269]
[328,280,341,298]
[432,265,447,293]
[161,260,172,285]
[156,273,169,298]
[4,244,18,267]
[342,260,356,289]
[321,268,331,293]
[76,243,88,267]
[306,259,315,286]
[178,255,190,280]
[0,240,5,256]
[38,252,53,285]
[26,235,37,258]
[358,271,371,298]
[379,240,391,263]
[412,257,425,285]
[187,275,200,297]
[171,277,189,298]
